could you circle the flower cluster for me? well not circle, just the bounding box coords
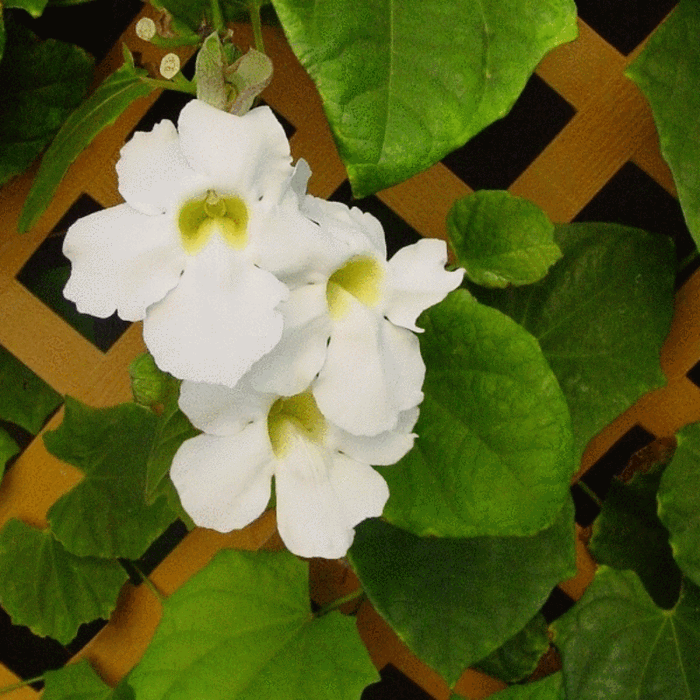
[63,99,463,558]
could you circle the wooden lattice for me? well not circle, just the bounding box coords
[1,4,699,699]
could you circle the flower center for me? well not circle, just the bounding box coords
[267,391,326,458]
[178,190,249,254]
[325,256,383,320]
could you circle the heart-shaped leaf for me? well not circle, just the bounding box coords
[44,397,177,559]
[626,0,700,247]
[128,549,379,700]
[349,498,576,687]
[0,519,127,644]
[272,0,577,197]
[552,567,700,700]
[447,190,561,288]
[379,289,575,538]
[471,223,676,463]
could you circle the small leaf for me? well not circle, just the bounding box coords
[471,223,676,463]
[379,289,575,538]
[129,549,379,700]
[590,466,682,609]
[626,0,700,247]
[0,519,127,644]
[488,673,565,700]
[473,614,551,684]
[44,397,177,559]
[18,50,155,232]
[196,31,227,110]
[272,0,577,197]
[129,352,178,409]
[43,660,134,700]
[658,422,700,589]
[552,567,700,700]
[0,427,20,473]
[0,19,93,187]
[349,498,576,688]
[0,344,62,434]
[447,190,561,288]
[226,49,273,115]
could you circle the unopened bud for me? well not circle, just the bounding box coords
[135,17,157,41]
[160,53,181,79]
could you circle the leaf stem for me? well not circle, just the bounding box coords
[131,562,165,602]
[210,0,226,34]
[315,588,365,617]
[250,1,265,54]
[0,676,44,695]
[576,480,603,508]
[142,76,197,96]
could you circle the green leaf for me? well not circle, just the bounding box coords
[349,497,576,688]
[5,0,50,18]
[129,352,179,410]
[128,352,200,506]
[129,549,379,700]
[378,289,575,538]
[0,20,93,187]
[0,427,20,473]
[590,466,682,609]
[272,0,577,198]
[18,48,155,233]
[626,0,700,248]
[470,223,676,463]
[43,660,134,700]
[489,673,565,700]
[552,567,700,700]
[44,397,177,559]
[0,519,127,644]
[0,344,62,434]
[658,422,700,589]
[473,613,550,684]
[196,31,227,110]
[447,190,561,288]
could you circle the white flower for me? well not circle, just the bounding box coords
[63,99,321,387]
[247,196,465,436]
[171,379,417,559]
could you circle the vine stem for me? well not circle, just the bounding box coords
[143,76,197,96]
[0,676,44,696]
[250,1,265,54]
[315,588,365,617]
[128,562,166,603]
[576,480,603,508]
[210,0,226,34]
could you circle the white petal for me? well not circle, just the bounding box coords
[62,204,186,322]
[303,197,387,260]
[290,158,312,198]
[327,407,419,466]
[116,119,205,216]
[179,378,275,436]
[247,192,342,287]
[313,302,425,436]
[299,196,382,278]
[384,238,465,332]
[170,423,274,532]
[247,284,331,396]
[275,436,389,558]
[177,101,292,201]
[143,237,288,387]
